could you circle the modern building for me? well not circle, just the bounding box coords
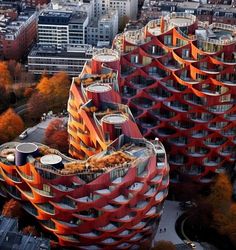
[113,12,236,185]
[86,10,118,46]
[0,48,169,249]
[0,10,37,60]
[93,0,138,22]
[28,44,93,76]
[38,10,89,48]
[0,216,50,249]
[141,0,236,25]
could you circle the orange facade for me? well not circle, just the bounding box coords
[113,13,236,184]
[0,48,169,249]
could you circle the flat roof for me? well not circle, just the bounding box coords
[87,83,112,93]
[93,54,118,62]
[40,154,62,165]
[102,114,127,125]
[16,143,38,154]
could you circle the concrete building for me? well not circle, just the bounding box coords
[93,0,138,21]
[22,0,50,8]
[113,12,236,186]
[28,44,93,75]
[0,216,50,249]
[0,49,169,248]
[0,10,37,60]
[86,10,118,46]
[38,10,88,48]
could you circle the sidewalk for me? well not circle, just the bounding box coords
[153,200,203,250]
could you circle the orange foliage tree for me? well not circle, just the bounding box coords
[44,118,69,153]
[0,108,24,143]
[2,199,23,218]
[37,72,70,109]
[0,61,12,86]
[22,225,39,236]
[152,240,176,250]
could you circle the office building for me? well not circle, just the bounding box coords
[28,44,93,75]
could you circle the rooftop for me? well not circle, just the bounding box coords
[28,44,93,59]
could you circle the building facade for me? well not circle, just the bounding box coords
[38,10,88,48]
[113,13,236,185]
[0,10,37,60]
[28,44,93,76]
[0,48,169,249]
[86,10,118,46]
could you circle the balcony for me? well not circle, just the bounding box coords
[123,86,136,98]
[188,112,214,122]
[137,116,157,128]
[129,182,143,191]
[147,88,171,100]
[150,108,176,119]
[157,127,176,136]
[164,101,189,112]
[191,130,208,138]
[168,137,187,146]
[188,148,209,157]
[37,203,55,215]
[130,75,155,88]
[132,97,153,109]
[164,80,187,92]
[41,219,56,230]
[170,120,194,130]
[208,104,233,113]
[22,202,38,217]
[204,138,227,147]
[208,122,228,130]
[203,158,221,166]
[169,155,186,165]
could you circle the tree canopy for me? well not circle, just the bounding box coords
[37,72,70,109]
[2,199,22,218]
[0,62,12,86]
[44,118,69,153]
[0,108,24,143]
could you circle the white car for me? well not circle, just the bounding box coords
[19,130,28,140]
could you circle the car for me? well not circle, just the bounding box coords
[19,130,28,140]
[184,240,196,249]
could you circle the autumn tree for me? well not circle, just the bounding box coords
[207,173,232,212]
[0,61,12,86]
[22,225,39,236]
[24,87,34,98]
[2,199,23,218]
[27,92,50,121]
[37,72,70,109]
[44,118,69,153]
[0,108,24,143]
[7,60,22,82]
[152,240,176,250]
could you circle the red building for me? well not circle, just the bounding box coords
[113,13,236,185]
[0,48,169,249]
[0,11,37,61]
[23,0,50,8]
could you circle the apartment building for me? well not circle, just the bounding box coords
[0,10,37,60]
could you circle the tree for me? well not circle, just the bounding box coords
[24,87,34,98]
[27,92,50,121]
[2,199,22,218]
[152,240,176,250]
[0,62,12,86]
[207,173,232,212]
[0,108,24,143]
[44,119,69,153]
[37,72,70,109]
[22,225,39,236]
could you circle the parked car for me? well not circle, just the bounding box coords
[184,240,196,249]
[19,130,28,140]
